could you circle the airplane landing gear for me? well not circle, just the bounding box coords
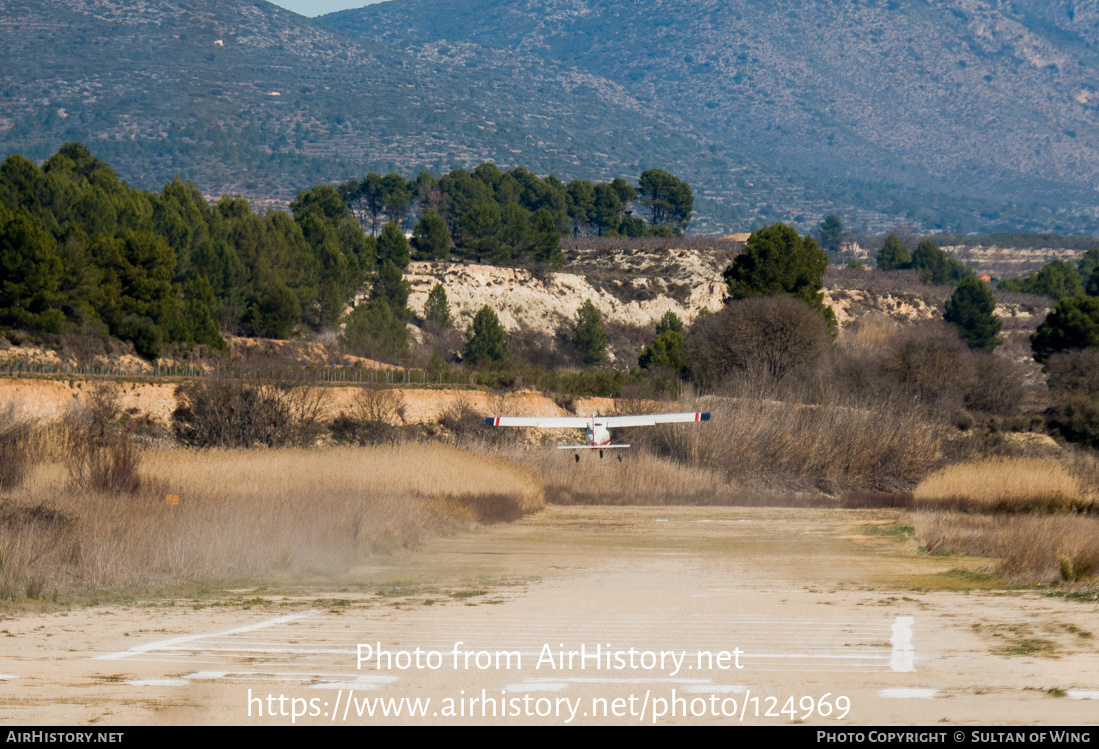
[599,449,604,459]
[574,453,580,463]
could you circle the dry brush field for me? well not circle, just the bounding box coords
[0,372,1097,604]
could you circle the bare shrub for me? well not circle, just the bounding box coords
[835,318,1003,416]
[834,315,900,396]
[825,267,953,300]
[0,402,36,493]
[61,320,110,367]
[171,375,329,448]
[76,381,125,442]
[880,321,976,413]
[604,321,651,366]
[964,354,1032,417]
[1046,349,1099,396]
[438,397,509,446]
[64,383,143,495]
[1047,393,1099,449]
[562,236,742,253]
[331,387,405,445]
[67,441,143,496]
[509,326,563,369]
[282,378,331,446]
[687,296,832,391]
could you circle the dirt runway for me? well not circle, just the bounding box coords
[2,506,1097,725]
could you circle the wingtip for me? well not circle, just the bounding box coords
[701,412,712,421]
[483,417,495,426]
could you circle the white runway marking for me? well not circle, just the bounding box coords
[889,616,916,672]
[681,683,747,694]
[125,679,189,687]
[1068,691,1099,700]
[879,688,937,699]
[505,678,748,694]
[505,681,569,692]
[505,677,720,692]
[0,674,18,680]
[183,670,396,685]
[308,677,397,690]
[95,611,906,687]
[96,610,320,661]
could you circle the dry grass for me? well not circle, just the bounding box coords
[505,447,741,505]
[0,444,544,596]
[912,512,1099,584]
[913,458,1095,514]
[0,400,37,492]
[645,395,944,493]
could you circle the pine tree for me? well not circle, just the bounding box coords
[723,223,835,329]
[0,209,65,333]
[997,260,1082,300]
[1032,296,1099,364]
[464,305,509,366]
[423,283,451,330]
[640,310,687,373]
[340,298,408,361]
[655,310,684,335]
[376,222,411,270]
[572,300,608,364]
[411,210,451,260]
[876,234,911,270]
[912,240,970,285]
[371,260,411,321]
[944,275,1002,351]
[180,276,227,350]
[819,214,843,254]
[530,209,563,268]
[639,330,687,374]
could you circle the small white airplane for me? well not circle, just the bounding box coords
[483,411,712,461]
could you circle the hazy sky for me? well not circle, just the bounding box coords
[268,1,383,17]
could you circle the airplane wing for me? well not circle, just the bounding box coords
[600,412,711,428]
[482,412,711,428]
[483,416,591,428]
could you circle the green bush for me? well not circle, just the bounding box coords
[340,298,409,362]
[944,275,1002,351]
[571,300,608,365]
[1032,296,1099,364]
[464,306,509,367]
[723,223,835,329]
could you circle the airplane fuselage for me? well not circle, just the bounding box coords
[588,422,612,446]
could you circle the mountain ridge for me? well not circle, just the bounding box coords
[2,0,1098,233]
[325,0,1099,230]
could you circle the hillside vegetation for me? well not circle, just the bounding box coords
[328,0,1099,233]
[0,0,763,232]
[3,0,1099,231]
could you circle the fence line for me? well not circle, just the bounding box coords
[0,359,455,386]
